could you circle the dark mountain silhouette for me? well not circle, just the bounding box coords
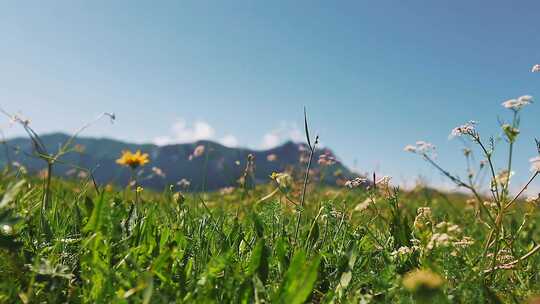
[0,133,356,191]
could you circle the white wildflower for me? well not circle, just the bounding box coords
[318,153,337,166]
[416,141,436,153]
[447,224,461,234]
[487,249,514,264]
[519,95,533,103]
[193,145,205,157]
[427,233,451,250]
[404,145,417,153]
[266,154,278,162]
[391,246,415,257]
[532,64,540,73]
[219,187,235,195]
[453,236,474,248]
[77,171,88,179]
[530,156,540,172]
[502,95,533,110]
[435,222,447,229]
[450,121,477,138]
[494,170,514,186]
[483,201,497,209]
[151,166,166,178]
[177,178,191,188]
[344,177,368,189]
[330,210,343,218]
[1,224,13,235]
[375,176,392,186]
[404,141,436,156]
[435,221,462,235]
[526,194,539,204]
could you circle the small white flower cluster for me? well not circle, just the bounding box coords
[189,145,206,160]
[494,170,514,186]
[404,141,436,156]
[501,95,533,111]
[219,187,235,195]
[526,194,539,204]
[266,154,278,162]
[532,64,540,73]
[427,233,451,250]
[427,221,473,252]
[487,249,514,264]
[322,209,344,221]
[530,156,540,172]
[453,236,474,249]
[375,176,392,187]
[151,166,166,178]
[450,121,477,138]
[374,175,393,194]
[483,201,497,210]
[391,245,420,257]
[344,177,368,189]
[2,224,13,235]
[177,178,191,188]
[330,210,343,218]
[318,153,337,166]
[435,221,462,235]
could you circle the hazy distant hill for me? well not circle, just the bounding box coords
[0,133,356,191]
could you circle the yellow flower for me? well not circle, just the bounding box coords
[136,186,144,194]
[116,150,150,169]
[403,269,444,293]
[270,172,292,189]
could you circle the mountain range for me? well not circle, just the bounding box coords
[0,133,356,191]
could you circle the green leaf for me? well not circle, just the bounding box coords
[0,179,25,209]
[274,238,290,275]
[304,107,312,150]
[248,239,270,283]
[275,250,321,304]
[306,221,319,248]
[252,213,264,238]
[83,191,105,233]
[142,273,154,304]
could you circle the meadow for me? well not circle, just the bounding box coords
[1,97,540,303]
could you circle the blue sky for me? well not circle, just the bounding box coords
[1,1,539,191]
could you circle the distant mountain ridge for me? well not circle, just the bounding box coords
[0,133,356,191]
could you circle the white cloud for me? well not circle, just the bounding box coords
[171,119,215,142]
[260,122,303,149]
[153,135,173,146]
[154,119,238,147]
[155,120,306,149]
[219,134,239,147]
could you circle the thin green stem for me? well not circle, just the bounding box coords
[42,162,53,210]
[475,138,500,204]
[423,154,495,224]
[504,171,539,210]
[294,143,316,245]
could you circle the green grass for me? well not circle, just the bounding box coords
[0,170,540,303]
